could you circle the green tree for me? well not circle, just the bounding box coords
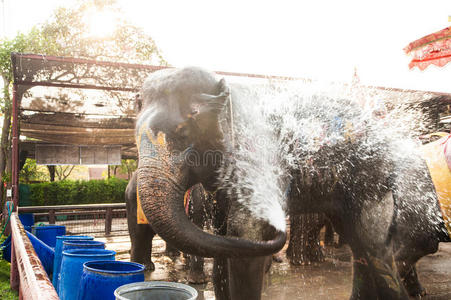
[19,159,48,183]
[119,159,137,180]
[0,28,56,191]
[55,165,76,181]
[0,0,166,195]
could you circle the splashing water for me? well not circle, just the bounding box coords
[218,82,289,232]
[218,76,444,234]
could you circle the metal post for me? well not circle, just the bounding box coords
[10,238,19,291]
[105,207,112,235]
[48,209,56,224]
[11,83,19,210]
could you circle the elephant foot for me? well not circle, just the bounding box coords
[403,278,427,297]
[144,261,155,271]
[409,287,427,298]
[401,265,427,297]
[289,258,305,266]
[288,256,317,266]
[187,271,208,284]
[287,247,325,266]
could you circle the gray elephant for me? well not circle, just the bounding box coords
[134,66,444,300]
[391,152,450,297]
[287,152,449,299]
[275,89,444,299]
[285,98,450,298]
[134,67,286,300]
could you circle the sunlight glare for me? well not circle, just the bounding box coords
[83,9,117,38]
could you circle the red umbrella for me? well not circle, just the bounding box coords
[404,26,451,70]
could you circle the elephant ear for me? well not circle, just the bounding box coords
[195,78,230,114]
[176,78,230,140]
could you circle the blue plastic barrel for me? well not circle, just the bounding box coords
[52,235,94,292]
[114,281,198,300]
[25,231,55,276]
[62,240,105,252]
[78,261,145,300]
[0,235,11,262]
[58,249,116,300]
[19,213,34,232]
[32,225,66,248]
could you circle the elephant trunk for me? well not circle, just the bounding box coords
[137,155,286,258]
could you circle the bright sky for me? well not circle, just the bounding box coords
[2,0,451,93]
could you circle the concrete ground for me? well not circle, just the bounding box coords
[98,232,451,300]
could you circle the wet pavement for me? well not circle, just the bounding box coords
[98,233,451,300]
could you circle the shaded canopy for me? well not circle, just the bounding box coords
[12,53,167,160]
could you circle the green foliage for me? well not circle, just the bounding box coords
[0,27,57,84]
[0,236,18,300]
[37,0,167,64]
[0,0,167,187]
[27,177,128,206]
[119,159,137,179]
[19,159,48,183]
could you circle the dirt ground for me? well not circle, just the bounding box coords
[98,233,451,300]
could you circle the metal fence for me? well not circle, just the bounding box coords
[18,203,128,236]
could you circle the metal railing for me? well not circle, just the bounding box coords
[18,203,127,236]
[9,212,59,300]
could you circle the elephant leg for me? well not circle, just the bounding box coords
[130,224,156,271]
[306,213,325,262]
[336,233,346,248]
[391,153,449,297]
[347,192,408,300]
[324,219,335,246]
[228,256,269,300]
[125,175,156,271]
[287,212,325,265]
[349,244,408,300]
[213,258,230,300]
[399,265,426,297]
[393,233,439,297]
[226,204,275,300]
[212,190,231,300]
[187,184,207,283]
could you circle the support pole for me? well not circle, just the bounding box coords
[48,209,56,224]
[10,237,19,291]
[105,207,112,236]
[11,83,19,210]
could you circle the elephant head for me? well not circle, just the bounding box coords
[136,67,286,258]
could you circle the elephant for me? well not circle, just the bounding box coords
[126,172,212,283]
[284,97,450,298]
[133,65,446,300]
[391,148,450,297]
[272,90,449,299]
[134,67,287,300]
[287,153,449,298]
